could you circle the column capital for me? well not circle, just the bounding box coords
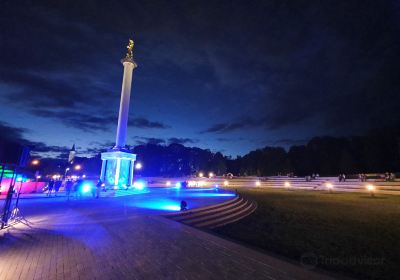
[121,57,138,69]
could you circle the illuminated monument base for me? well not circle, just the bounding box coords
[100,150,136,189]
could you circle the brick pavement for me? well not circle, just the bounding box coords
[0,195,335,280]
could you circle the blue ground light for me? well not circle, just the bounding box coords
[127,188,235,212]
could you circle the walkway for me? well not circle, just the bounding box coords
[0,194,333,280]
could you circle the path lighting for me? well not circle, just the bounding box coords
[74,164,82,171]
[326,182,333,193]
[199,172,204,178]
[284,181,291,189]
[198,181,206,187]
[366,184,375,197]
[188,181,196,187]
[135,162,142,170]
[255,180,261,186]
[224,180,229,186]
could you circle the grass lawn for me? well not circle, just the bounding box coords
[213,188,400,279]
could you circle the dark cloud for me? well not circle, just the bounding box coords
[167,137,197,145]
[1,1,400,156]
[0,121,70,157]
[0,121,28,143]
[31,109,170,132]
[80,141,115,155]
[132,136,166,146]
[130,118,170,129]
[201,118,264,133]
[31,109,115,132]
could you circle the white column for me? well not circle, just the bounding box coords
[114,158,121,186]
[115,59,137,148]
[100,160,106,181]
[129,159,135,186]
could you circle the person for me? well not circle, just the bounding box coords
[54,179,62,196]
[74,179,83,199]
[338,174,342,182]
[95,179,102,199]
[91,183,96,198]
[65,179,73,201]
[47,179,55,196]
[180,200,188,211]
[182,181,188,189]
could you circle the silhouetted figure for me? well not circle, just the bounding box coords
[47,180,54,196]
[182,181,188,189]
[180,200,188,211]
[74,179,83,198]
[96,179,103,199]
[65,179,73,201]
[54,180,62,196]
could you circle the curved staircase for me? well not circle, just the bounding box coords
[163,195,257,229]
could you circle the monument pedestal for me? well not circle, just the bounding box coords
[100,150,136,189]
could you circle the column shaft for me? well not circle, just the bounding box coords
[116,62,135,148]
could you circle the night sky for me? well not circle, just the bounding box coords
[1,0,400,158]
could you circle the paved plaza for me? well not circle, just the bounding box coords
[0,190,334,280]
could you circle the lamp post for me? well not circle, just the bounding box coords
[64,167,70,178]
[135,162,142,170]
[31,160,40,193]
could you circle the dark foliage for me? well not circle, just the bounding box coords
[1,126,399,177]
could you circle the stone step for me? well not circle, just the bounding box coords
[163,195,241,218]
[164,195,257,229]
[176,197,244,222]
[195,201,257,229]
[183,200,251,225]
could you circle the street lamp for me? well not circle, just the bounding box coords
[208,172,214,178]
[31,159,40,165]
[326,182,333,193]
[135,162,142,170]
[74,165,81,171]
[366,184,375,197]
[199,172,204,178]
[64,167,70,178]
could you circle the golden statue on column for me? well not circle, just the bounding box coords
[126,39,134,59]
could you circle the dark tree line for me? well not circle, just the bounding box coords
[232,127,400,176]
[133,143,226,177]
[1,126,399,177]
[132,126,400,177]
